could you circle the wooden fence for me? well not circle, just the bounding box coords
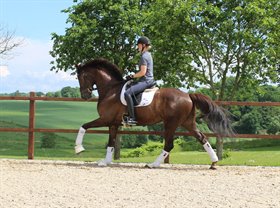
[1,92,280,159]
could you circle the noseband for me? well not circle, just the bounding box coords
[87,85,97,93]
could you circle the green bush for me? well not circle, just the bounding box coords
[121,130,148,148]
[143,143,163,152]
[40,133,56,148]
[147,123,163,142]
[222,149,231,159]
[174,137,203,151]
[122,147,145,158]
[121,142,163,158]
[267,118,280,135]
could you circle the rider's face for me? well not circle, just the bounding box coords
[137,43,143,52]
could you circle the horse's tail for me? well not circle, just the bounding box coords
[189,93,233,136]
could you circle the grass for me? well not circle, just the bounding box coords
[0,100,280,166]
[0,100,101,128]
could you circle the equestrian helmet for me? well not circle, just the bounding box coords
[137,36,151,45]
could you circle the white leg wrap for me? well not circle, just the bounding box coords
[75,127,86,154]
[98,147,114,167]
[203,142,218,162]
[75,127,86,145]
[105,147,114,163]
[146,150,169,168]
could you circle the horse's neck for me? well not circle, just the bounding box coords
[95,70,122,100]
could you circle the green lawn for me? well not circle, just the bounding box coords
[1,100,280,166]
[0,100,100,128]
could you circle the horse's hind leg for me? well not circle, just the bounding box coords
[183,123,218,170]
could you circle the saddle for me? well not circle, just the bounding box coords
[120,81,159,107]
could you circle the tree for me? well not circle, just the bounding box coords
[147,0,279,100]
[267,118,280,135]
[61,86,80,98]
[147,0,279,159]
[50,0,279,159]
[50,0,146,73]
[233,109,261,134]
[50,0,149,159]
[0,26,22,58]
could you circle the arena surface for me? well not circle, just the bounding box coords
[0,159,279,208]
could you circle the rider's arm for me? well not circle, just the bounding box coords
[133,65,147,78]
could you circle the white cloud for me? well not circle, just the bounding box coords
[0,37,78,93]
[0,65,10,77]
[56,71,77,81]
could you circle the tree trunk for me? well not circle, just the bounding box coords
[216,136,223,160]
[114,135,121,160]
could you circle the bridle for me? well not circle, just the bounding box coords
[84,85,97,94]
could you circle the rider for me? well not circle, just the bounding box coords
[124,36,154,125]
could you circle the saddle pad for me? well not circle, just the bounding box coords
[120,81,158,107]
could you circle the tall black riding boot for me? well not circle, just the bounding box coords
[124,94,137,125]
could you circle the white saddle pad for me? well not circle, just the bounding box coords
[120,81,159,107]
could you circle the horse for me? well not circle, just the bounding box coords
[74,58,232,169]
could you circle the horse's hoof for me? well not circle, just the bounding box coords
[75,145,85,154]
[97,159,111,167]
[209,166,217,170]
[145,164,153,169]
[209,162,218,170]
[145,163,160,169]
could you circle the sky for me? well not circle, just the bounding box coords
[0,0,79,93]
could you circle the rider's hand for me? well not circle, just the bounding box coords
[125,75,133,81]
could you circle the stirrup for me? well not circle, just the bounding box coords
[127,119,137,126]
[122,116,137,126]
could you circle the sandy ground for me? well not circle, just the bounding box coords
[0,159,280,208]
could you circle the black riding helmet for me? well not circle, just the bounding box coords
[137,36,151,45]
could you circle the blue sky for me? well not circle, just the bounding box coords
[0,0,79,93]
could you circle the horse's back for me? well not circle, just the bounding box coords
[151,88,193,117]
[155,88,192,103]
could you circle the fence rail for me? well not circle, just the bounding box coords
[1,92,280,159]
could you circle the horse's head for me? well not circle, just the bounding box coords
[76,58,124,100]
[76,64,95,100]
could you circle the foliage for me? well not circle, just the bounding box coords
[222,149,231,159]
[122,148,145,158]
[223,138,280,150]
[50,0,146,73]
[40,133,56,148]
[175,137,205,151]
[267,118,280,135]
[51,0,279,101]
[198,84,280,135]
[121,130,148,148]
[233,109,261,134]
[147,123,163,142]
[60,86,80,98]
[147,0,280,101]
[121,142,163,158]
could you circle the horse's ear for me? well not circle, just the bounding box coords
[75,63,82,75]
[75,63,81,69]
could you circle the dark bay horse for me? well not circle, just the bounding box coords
[75,58,232,169]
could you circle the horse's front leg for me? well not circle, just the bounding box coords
[75,118,106,154]
[97,125,119,167]
[146,121,177,168]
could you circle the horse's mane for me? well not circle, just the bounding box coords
[78,58,124,81]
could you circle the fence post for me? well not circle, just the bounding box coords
[28,92,36,159]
